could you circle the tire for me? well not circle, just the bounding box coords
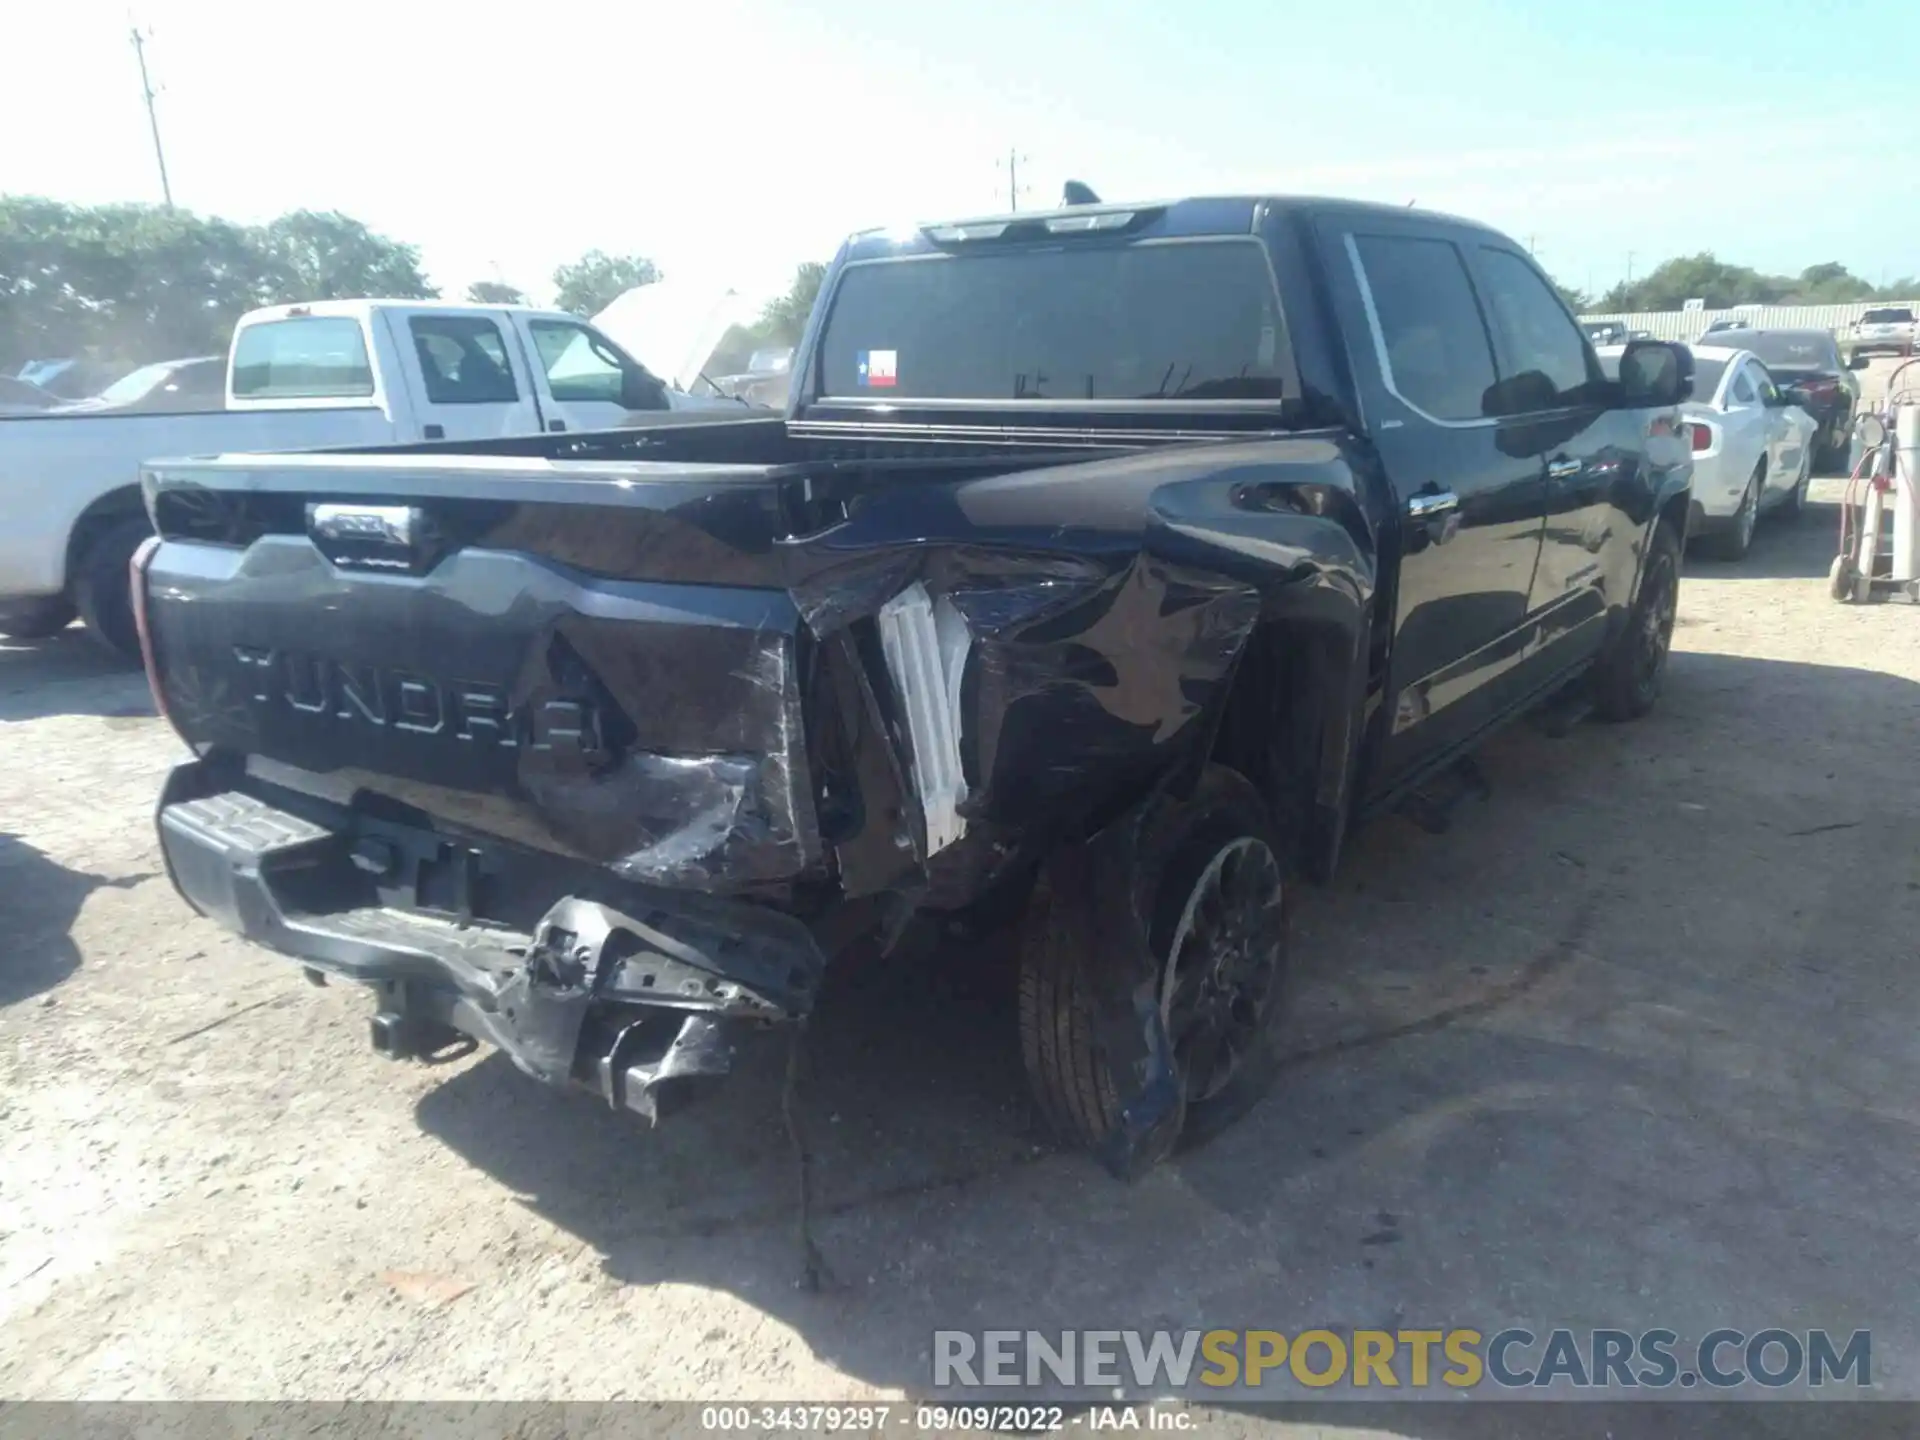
[1591,521,1681,722]
[1703,465,1761,560]
[0,596,77,640]
[1817,411,1852,474]
[1779,441,1813,520]
[1018,765,1290,1173]
[72,515,153,661]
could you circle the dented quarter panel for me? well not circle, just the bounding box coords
[142,424,1375,916]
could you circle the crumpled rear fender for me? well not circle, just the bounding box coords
[788,437,1381,907]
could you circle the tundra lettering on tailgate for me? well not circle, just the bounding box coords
[230,645,606,757]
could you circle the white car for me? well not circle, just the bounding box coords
[1598,343,1817,559]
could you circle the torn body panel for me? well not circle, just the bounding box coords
[139,423,1379,1119]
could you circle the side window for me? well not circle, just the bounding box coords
[1351,234,1499,422]
[1730,367,1757,405]
[1474,247,1595,407]
[230,318,374,400]
[528,320,628,403]
[408,316,518,405]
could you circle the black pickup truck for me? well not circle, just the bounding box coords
[137,194,1695,1175]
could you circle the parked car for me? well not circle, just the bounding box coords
[55,356,225,414]
[1584,321,1628,346]
[133,193,1697,1173]
[0,299,752,655]
[0,377,58,414]
[1847,306,1916,358]
[1701,318,1752,335]
[16,359,124,400]
[1602,344,1814,559]
[1718,328,1863,470]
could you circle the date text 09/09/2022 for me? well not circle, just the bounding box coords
[699,1406,1194,1432]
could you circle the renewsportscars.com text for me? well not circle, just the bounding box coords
[932,1327,1871,1393]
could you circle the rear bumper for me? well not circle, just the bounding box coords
[156,758,826,1118]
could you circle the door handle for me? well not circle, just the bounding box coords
[423,423,445,440]
[1547,457,1582,480]
[1406,489,1461,546]
[548,419,567,432]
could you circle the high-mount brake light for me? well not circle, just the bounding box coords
[1043,211,1134,234]
[922,222,1012,243]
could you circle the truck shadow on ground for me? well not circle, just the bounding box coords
[415,649,1920,1422]
[0,629,152,722]
[0,832,147,1005]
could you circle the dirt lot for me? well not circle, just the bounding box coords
[4,366,1919,1419]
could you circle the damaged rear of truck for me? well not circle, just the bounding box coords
[137,194,1690,1174]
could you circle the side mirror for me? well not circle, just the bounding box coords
[1847,352,1872,371]
[1617,339,1693,408]
[620,365,670,411]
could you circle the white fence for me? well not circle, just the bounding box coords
[1578,300,1920,343]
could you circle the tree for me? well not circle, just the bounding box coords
[466,280,527,304]
[756,261,828,345]
[1548,273,1590,314]
[255,210,436,301]
[551,250,660,315]
[1599,252,1786,313]
[2,196,284,365]
[0,197,439,371]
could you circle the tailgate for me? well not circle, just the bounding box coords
[138,453,820,892]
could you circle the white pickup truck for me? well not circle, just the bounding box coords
[0,296,747,655]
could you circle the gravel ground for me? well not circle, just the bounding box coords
[3,369,1918,1427]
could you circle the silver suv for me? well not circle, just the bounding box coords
[1848,307,1917,358]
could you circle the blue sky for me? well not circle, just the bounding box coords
[5,0,1914,309]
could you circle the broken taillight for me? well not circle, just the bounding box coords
[129,534,169,723]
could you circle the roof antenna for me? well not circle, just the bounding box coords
[1061,180,1101,206]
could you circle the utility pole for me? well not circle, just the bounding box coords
[997,148,1028,211]
[130,23,173,208]
[1625,251,1637,289]
[1526,234,1537,256]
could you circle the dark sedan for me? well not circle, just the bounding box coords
[1727,329,1864,470]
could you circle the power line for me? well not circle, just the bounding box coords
[130,23,173,208]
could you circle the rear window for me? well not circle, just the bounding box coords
[231,318,375,400]
[816,240,1295,402]
[1598,350,1728,401]
[409,315,518,404]
[1738,331,1840,371]
[1862,308,1913,324]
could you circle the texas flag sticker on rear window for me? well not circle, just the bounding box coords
[857,349,898,387]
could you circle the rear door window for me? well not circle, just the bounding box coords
[816,239,1296,402]
[1350,233,1499,422]
[1730,367,1757,405]
[408,315,519,404]
[230,318,374,400]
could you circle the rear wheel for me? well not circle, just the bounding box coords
[72,515,153,661]
[1780,440,1813,519]
[1018,765,1289,1172]
[1591,522,1681,722]
[1704,466,1761,560]
[0,596,77,640]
